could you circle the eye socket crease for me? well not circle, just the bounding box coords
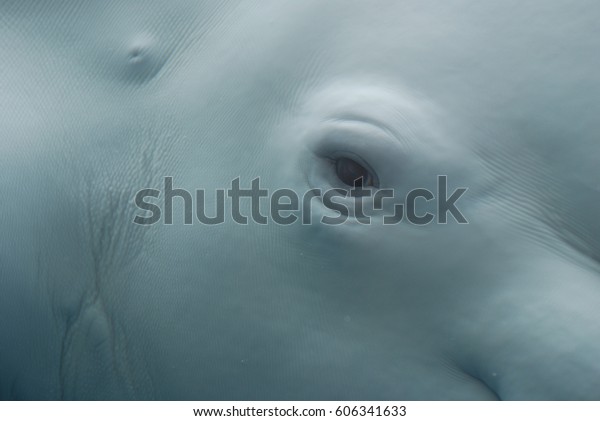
[326,115,401,144]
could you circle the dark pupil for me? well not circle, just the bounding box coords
[335,157,371,187]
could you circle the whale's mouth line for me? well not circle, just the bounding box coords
[460,366,502,401]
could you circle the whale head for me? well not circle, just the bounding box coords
[1,0,599,400]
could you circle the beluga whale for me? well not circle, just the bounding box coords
[1,0,599,400]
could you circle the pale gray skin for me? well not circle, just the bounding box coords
[1,0,600,400]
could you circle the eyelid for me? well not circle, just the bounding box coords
[326,115,401,143]
[304,117,404,192]
[308,118,404,160]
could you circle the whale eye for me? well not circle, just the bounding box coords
[335,157,378,188]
